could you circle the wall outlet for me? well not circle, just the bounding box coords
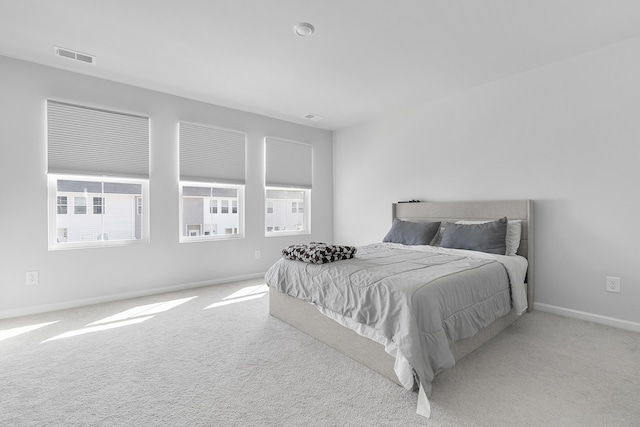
[26,270,39,285]
[255,250,261,260]
[606,276,621,293]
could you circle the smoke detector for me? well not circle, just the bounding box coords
[54,46,96,65]
[293,22,315,37]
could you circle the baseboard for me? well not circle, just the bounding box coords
[0,272,266,320]
[534,302,640,333]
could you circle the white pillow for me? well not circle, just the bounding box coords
[456,219,522,256]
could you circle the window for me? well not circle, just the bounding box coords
[265,189,309,234]
[180,184,243,240]
[179,122,246,242]
[291,201,302,214]
[74,196,87,214]
[47,100,149,249]
[50,176,147,245]
[265,137,312,236]
[93,197,104,214]
[57,196,68,214]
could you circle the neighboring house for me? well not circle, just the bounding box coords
[181,190,305,237]
[56,179,142,243]
[265,189,305,233]
[182,191,239,237]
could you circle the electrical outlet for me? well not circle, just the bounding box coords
[26,271,39,285]
[606,276,621,293]
[255,250,261,260]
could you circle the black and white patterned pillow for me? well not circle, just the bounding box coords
[282,242,357,264]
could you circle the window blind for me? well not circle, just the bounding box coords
[265,137,312,189]
[179,122,246,184]
[47,100,149,178]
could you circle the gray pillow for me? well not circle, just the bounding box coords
[383,219,441,246]
[440,217,508,255]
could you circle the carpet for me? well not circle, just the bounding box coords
[1,278,639,426]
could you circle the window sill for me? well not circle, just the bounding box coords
[265,230,310,238]
[179,234,244,243]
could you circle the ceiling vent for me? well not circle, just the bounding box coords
[54,46,96,65]
[303,114,323,121]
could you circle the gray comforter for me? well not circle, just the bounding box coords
[265,243,512,395]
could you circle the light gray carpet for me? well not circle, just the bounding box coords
[1,278,639,426]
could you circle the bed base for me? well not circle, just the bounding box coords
[270,290,521,387]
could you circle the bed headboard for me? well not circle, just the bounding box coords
[392,200,534,312]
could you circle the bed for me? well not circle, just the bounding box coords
[266,200,534,417]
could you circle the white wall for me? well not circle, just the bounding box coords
[334,36,640,326]
[0,55,333,318]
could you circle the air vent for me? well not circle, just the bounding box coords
[54,46,96,65]
[303,114,323,121]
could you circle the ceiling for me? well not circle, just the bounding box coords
[2,1,640,131]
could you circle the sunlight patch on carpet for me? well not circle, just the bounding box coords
[224,284,269,300]
[87,296,198,326]
[40,296,199,343]
[41,316,154,343]
[0,321,59,342]
[205,284,269,309]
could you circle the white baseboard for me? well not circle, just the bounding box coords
[0,272,266,320]
[534,302,640,333]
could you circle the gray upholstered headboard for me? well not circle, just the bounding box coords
[392,200,534,312]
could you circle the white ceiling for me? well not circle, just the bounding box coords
[2,1,640,130]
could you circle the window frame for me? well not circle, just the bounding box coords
[48,174,150,250]
[265,186,311,237]
[179,181,245,243]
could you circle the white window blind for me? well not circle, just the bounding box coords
[47,100,149,178]
[265,137,312,189]
[180,122,246,184]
